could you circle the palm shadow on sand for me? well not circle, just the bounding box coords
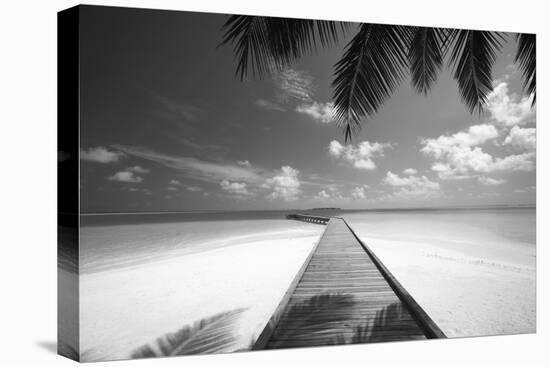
[132,294,423,359]
[132,308,248,359]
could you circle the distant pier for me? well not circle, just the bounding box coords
[254,215,445,349]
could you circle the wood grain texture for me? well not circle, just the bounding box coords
[254,217,445,350]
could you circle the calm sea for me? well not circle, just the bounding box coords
[79,206,535,273]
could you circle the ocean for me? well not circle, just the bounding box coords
[77,207,536,360]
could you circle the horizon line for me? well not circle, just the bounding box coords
[76,203,536,216]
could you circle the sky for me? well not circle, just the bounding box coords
[76,5,536,213]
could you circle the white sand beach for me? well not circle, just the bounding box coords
[77,208,535,361]
[345,209,536,338]
[79,221,323,362]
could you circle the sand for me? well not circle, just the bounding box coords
[79,230,322,362]
[356,236,536,338]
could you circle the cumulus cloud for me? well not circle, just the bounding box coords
[491,152,535,172]
[403,168,418,175]
[263,166,301,201]
[81,146,124,163]
[108,171,143,183]
[382,171,441,200]
[313,186,345,201]
[220,180,251,197]
[237,160,251,167]
[421,124,499,159]
[127,165,150,174]
[478,176,506,186]
[504,126,536,152]
[487,82,535,127]
[170,179,181,185]
[421,123,535,179]
[328,140,392,170]
[314,190,331,200]
[384,171,440,190]
[351,186,367,199]
[296,102,335,123]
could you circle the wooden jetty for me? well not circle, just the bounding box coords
[254,215,445,350]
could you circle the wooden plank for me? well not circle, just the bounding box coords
[251,221,330,350]
[252,216,445,351]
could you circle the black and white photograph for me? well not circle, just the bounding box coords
[56,3,537,363]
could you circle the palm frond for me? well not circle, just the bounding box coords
[132,308,247,358]
[220,16,350,80]
[515,33,536,105]
[332,24,414,142]
[409,27,448,95]
[448,30,505,114]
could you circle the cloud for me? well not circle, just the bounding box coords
[108,171,143,183]
[382,171,441,201]
[403,168,418,175]
[81,146,124,163]
[328,140,392,170]
[383,171,440,190]
[296,102,335,123]
[113,145,266,185]
[113,146,309,202]
[313,186,345,201]
[263,166,301,201]
[167,186,178,191]
[487,82,535,127]
[185,185,202,192]
[220,179,251,197]
[420,124,499,159]
[329,140,345,156]
[514,185,535,193]
[478,176,506,186]
[255,99,286,111]
[351,186,367,199]
[314,190,331,200]
[275,69,313,102]
[491,152,535,172]
[420,123,535,179]
[127,165,150,174]
[169,179,181,185]
[154,93,202,122]
[237,160,251,167]
[504,126,536,152]
[127,187,152,195]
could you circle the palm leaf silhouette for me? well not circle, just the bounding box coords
[132,308,247,358]
[221,18,535,141]
[332,24,413,141]
[448,30,505,114]
[220,16,350,80]
[515,33,536,105]
[408,27,449,95]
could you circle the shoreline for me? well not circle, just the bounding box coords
[79,226,323,361]
[76,209,535,361]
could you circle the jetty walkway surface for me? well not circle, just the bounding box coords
[254,215,445,349]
